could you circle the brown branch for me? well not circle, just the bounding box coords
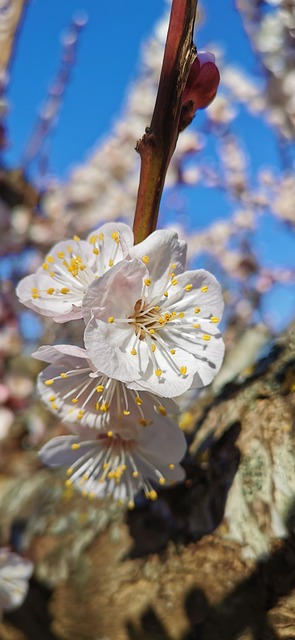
[133,0,198,244]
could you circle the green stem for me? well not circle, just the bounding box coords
[133,0,198,244]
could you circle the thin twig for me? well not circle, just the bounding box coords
[133,0,198,244]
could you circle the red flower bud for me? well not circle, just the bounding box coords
[179,52,220,131]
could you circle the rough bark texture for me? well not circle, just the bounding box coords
[1,323,294,639]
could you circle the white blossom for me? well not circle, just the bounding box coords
[33,344,179,429]
[83,230,224,397]
[16,222,133,322]
[39,419,186,509]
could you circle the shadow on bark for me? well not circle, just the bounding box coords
[126,503,295,640]
[127,421,241,558]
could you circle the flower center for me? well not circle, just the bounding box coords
[129,299,172,340]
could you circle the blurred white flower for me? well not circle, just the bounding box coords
[0,548,33,616]
[39,419,186,508]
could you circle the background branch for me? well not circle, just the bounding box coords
[0,0,28,75]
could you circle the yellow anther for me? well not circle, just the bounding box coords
[108,316,114,323]
[103,463,109,469]
[60,287,70,294]
[185,284,193,291]
[139,419,148,426]
[65,479,72,487]
[172,311,177,316]
[93,248,99,255]
[170,349,176,355]
[95,402,99,410]
[123,410,130,416]
[66,467,73,476]
[170,273,175,279]
[51,402,58,410]
[60,372,68,378]
[159,477,166,485]
[96,385,104,392]
[73,235,80,241]
[151,343,156,353]
[109,259,114,267]
[46,256,54,263]
[132,471,139,478]
[148,490,158,501]
[89,234,98,244]
[128,501,135,510]
[67,246,73,253]
[144,278,151,287]
[46,287,55,295]
[194,307,201,314]
[149,329,155,335]
[171,278,178,286]
[98,233,104,241]
[178,312,185,318]
[111,231,119,243]
[193,323,200,328]
[131,348,137,356]
[45,379,54,386]
[72,398,78,403]
[157,405,167,416]
[210,316,220,323]
[154,305,159,310]
[135,397,142,405]
[202,334,211,341]
[71,443,80,450]
[82,473,89,481]
[169,463,175,470]
[163,291,169,297]
[155,369,162,377]
[179,366,187,375]
[49,395,56,402]
[88,492,95,500]
[201,285,208,293]
[42,262,49,270]
[49,271,55,277]
[57,251,65,258]
[77,410,84,419]
[142,255,149,264]
[171,263,177,269]
[32,291,40,299]
[107,430,113,437]
[100,403,109,412]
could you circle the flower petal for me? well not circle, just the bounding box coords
[82,258,147,325]
[86,221,134,269]
[84,315,150,382]
[130,229,187,299]
[32,344,88,363]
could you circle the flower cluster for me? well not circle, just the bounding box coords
[17,223,224,507]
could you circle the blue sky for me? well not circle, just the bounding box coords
[4,0,269,176]
[2,0,295,331]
